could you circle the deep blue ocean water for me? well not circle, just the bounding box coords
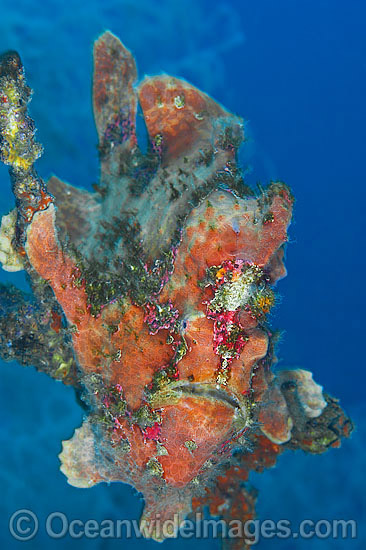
[0,1,364,548]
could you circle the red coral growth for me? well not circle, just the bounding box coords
[144,300,179,335]
[143,422,161,442]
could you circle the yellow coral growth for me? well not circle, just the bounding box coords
[255,294,275,313]
[2,149,33,170]
[0,70,43,173]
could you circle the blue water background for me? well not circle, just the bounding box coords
[0,1,365,548]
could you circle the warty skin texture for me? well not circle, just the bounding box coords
[0,33,353,548]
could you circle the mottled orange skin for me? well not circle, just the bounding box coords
[25,175,293,495]
[176,315,269,400]
[159,398,233,486]
[157,187,291,402]
[0,31,354,548]
[26,206,174,410]
[138,76,231,161]
[24,147,294,536]
[13,32,352,545]
[160,190,291,314]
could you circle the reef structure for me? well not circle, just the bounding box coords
[0,33,353,547]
